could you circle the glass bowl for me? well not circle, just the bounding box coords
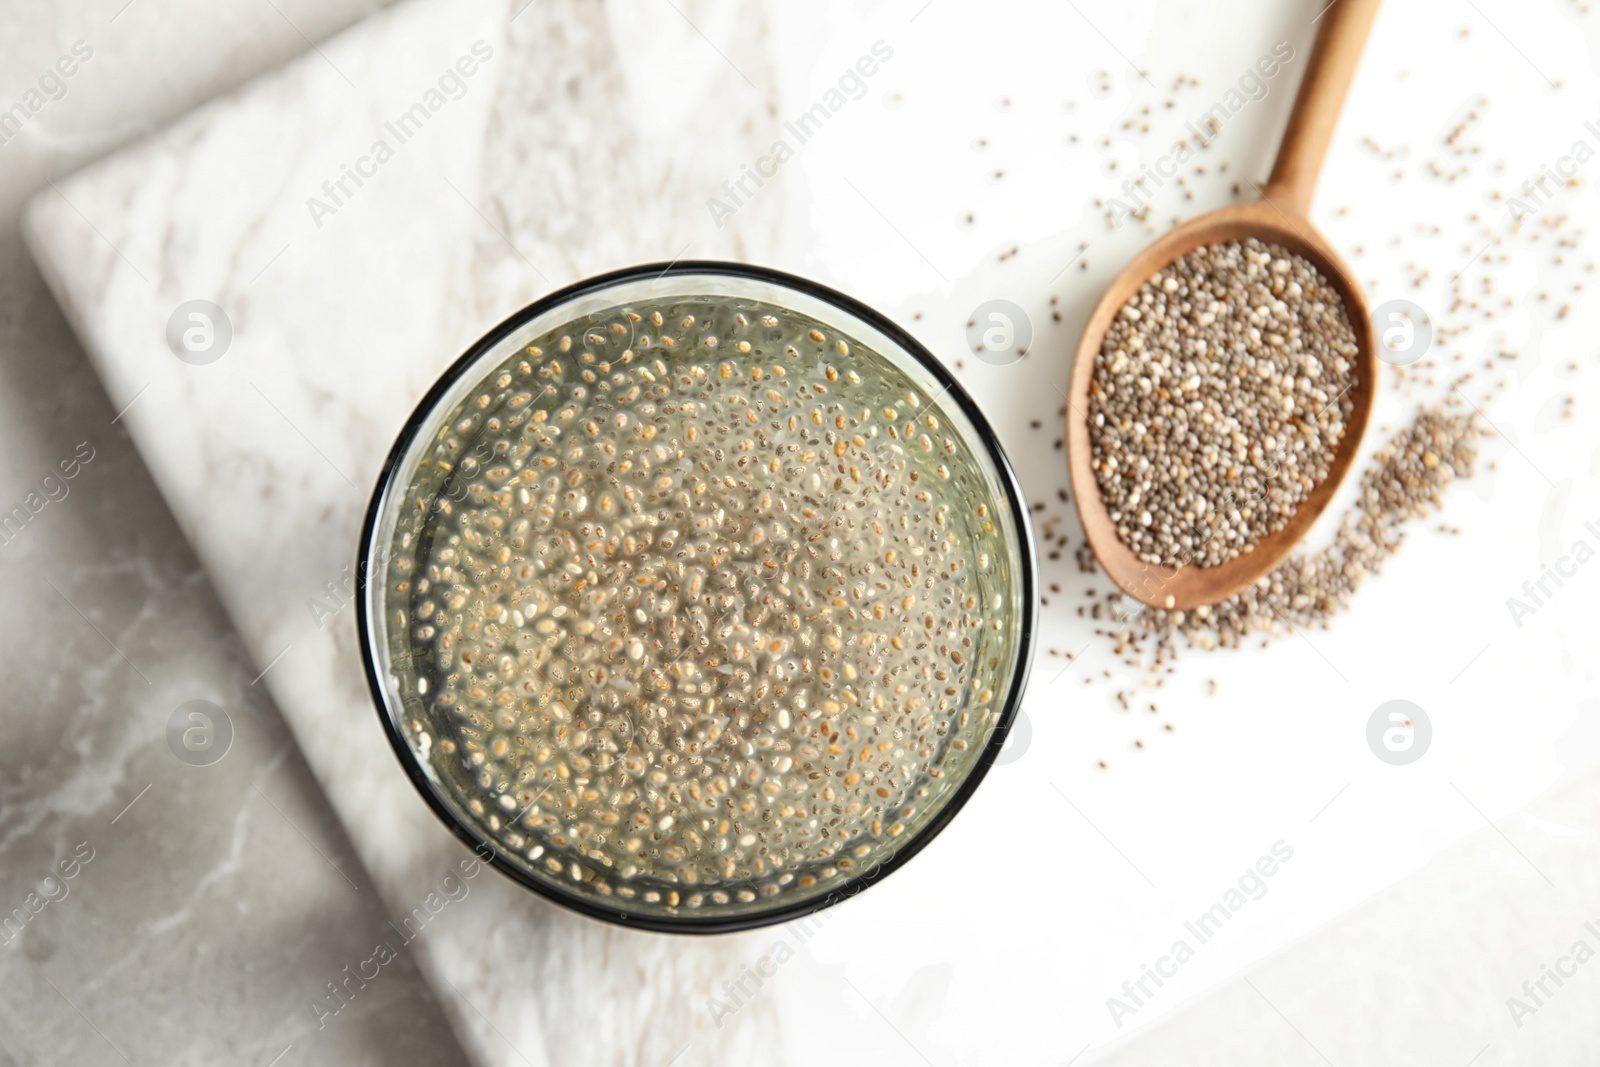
[357,261,1036,933]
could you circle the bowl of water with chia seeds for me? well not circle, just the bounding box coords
[358,262,1035,932]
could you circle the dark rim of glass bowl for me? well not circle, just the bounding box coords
[355,259,1038,934]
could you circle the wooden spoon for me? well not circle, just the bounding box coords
[1066,0,1383,611]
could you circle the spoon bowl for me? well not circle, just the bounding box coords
[1066,0,1383,611]
[1066,198,1378,610]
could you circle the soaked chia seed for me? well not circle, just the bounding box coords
[376,295,1024,915]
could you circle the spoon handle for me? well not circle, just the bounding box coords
[1264,0,1383,216]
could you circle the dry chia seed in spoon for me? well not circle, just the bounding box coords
[1089,237,1360,567]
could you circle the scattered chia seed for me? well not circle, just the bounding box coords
[1089,238,1360,566]
[918,70,1583,771]
[1114,401,1480,655]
